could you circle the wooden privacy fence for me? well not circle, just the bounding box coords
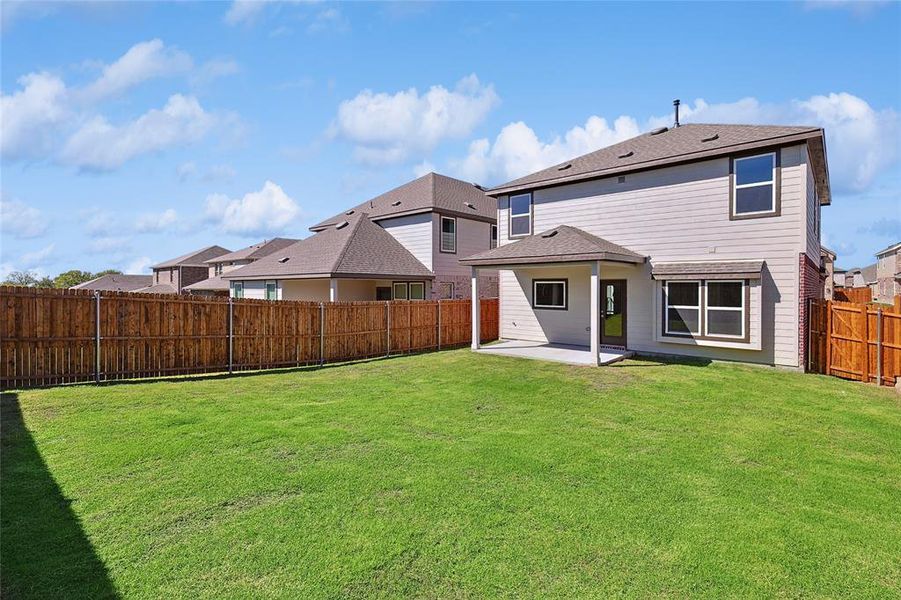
[834,287,872,304]
[0,286,499,389]
[808,297,901,386]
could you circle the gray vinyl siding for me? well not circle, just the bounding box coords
[431,214,493,278]
[804,157,820,263]
[496,143,810,367]
[379,213,433,271]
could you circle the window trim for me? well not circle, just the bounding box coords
[730,150,781,220]
[439,215,457,254]
[265,280,277,301]
[664,280,701,336]
[661,279,752,343]
[392,282,408,300]
[409,281,425,300]
[704,280,745,339]
[232,281,244,299]
[508,192,533,239]
[439,281,455,299]
[532,278,568,310]
[490,224,498,249]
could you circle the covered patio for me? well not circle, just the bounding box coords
[461,225,646,366]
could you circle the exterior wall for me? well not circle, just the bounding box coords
[804,161,821,263]
[496,143,813,367]
[798,253,824,369]
[240,280,272,300]
[179,266,210,292]
[379,213,434,270]
[431,214,498,299]
[875,249,900,302]
[279,279,329,301]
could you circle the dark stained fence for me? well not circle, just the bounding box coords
[808,296,901,386]
[0,286,499,389]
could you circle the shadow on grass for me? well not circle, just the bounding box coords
[610,355,713,369]
[1,393,119,599]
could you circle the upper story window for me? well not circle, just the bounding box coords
[440,216,456,253]
[215,263,223,276]
[732,152,778,218]
[490,224,498,249]
[509,193,532,237]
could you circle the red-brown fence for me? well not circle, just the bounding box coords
[0,286,499,389]
[834,286,872,304]
[808,297,901,386]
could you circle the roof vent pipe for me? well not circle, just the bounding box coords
[673,99,681,128]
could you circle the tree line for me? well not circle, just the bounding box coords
[2,269,123,289]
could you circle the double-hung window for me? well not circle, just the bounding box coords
[232,282,244,299]
[409,282,425,300]
[533,279,567,310]
[393,282,408,300]
[265,281,277,301]
[392,281,425,300]
[490,224,498,249]
[705,281,744,338]
[664,281,701,335]
[509,193,532,237]
[440,216,456,253]
[732,152,777,217]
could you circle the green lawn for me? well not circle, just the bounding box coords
[2,351,899,599]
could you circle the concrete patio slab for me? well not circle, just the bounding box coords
[476,340,632,366]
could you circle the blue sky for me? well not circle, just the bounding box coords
[1,0,899,276]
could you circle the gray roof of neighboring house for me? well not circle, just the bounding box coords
[311,172,496,231]
[860,264,877,283]
[204,238,298,264]
[223,213,433,280]
[152,245,231,269]
[651,261,765,280]
[71,274,152,292]
[460,225,645,266]
[487,123,830,205]
[875,241,901,257]
[133,283,178,294]
[183,275,230,291]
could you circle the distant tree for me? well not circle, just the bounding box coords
[92,269,122,278]
[53,269,96,289]
[2,271,40,286]
[36,276,54,288]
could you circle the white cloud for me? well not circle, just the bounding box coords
[333,74,500,165]
[0,200,48,239]
[0,72,69,160]
[135,208,178,233]
[80,39,192,102]
[177,161,198,181]
[191,58,240,87]
[451,115,640,184]
[307,8,349,33]
[87,237,132,255]
[204,181,301,236]
[224,0,271,25]
[413,160,436,178]
[61,94,218,171]
[19,244,55,269]
[449,92,898,192]
[125,256,154,274]
[82,208,117,237]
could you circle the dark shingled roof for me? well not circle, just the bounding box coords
[183,275,230,292]
[152,245,231,269]
[651,261,765,280]
[71,274,152,292]
[223,213,433,280]
[488,123,830,205]
[205,238,298,264]
[311,172,495,231]
[460,225,645,266]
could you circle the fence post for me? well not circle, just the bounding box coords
[94,290,101,384]
[806,297,812,373]
[876,308,883,386]
[385,301,391,357]
[228,297,234,374]
[825,301,833,376]
[437,300,442,351]
[319,303,325,366]
[861,304,869,383]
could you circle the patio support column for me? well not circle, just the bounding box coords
[329,278,338,302]
[590,261,600,366]
[471,267,480,350]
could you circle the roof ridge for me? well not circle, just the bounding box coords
[330,214,369,272]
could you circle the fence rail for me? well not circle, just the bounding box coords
[808,296,901,386]
[833,287,872,304]
[0,286,499,389]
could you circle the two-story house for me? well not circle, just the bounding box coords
[462,123,830,369]
[874,241,900,302]
[136,245,231,294]
[183,238,297,296]
[223,173,498,301]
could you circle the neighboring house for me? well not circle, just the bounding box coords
[843,264,877,292]
[136,245,231,294]
[462,123,831,369]
[71,273,152,292]
[874,241,900,302]
[832,266,846,289]
[820,246,836,300]
[224,173,498,301]
[183,238,297,296]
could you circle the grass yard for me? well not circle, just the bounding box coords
[2,350,900,599]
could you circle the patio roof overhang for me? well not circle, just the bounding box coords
[651,260,764,280]
[460,225,646,268]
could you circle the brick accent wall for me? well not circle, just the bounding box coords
[433,274,498,299]
[798,252,824,370]
[179,266,211,292]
